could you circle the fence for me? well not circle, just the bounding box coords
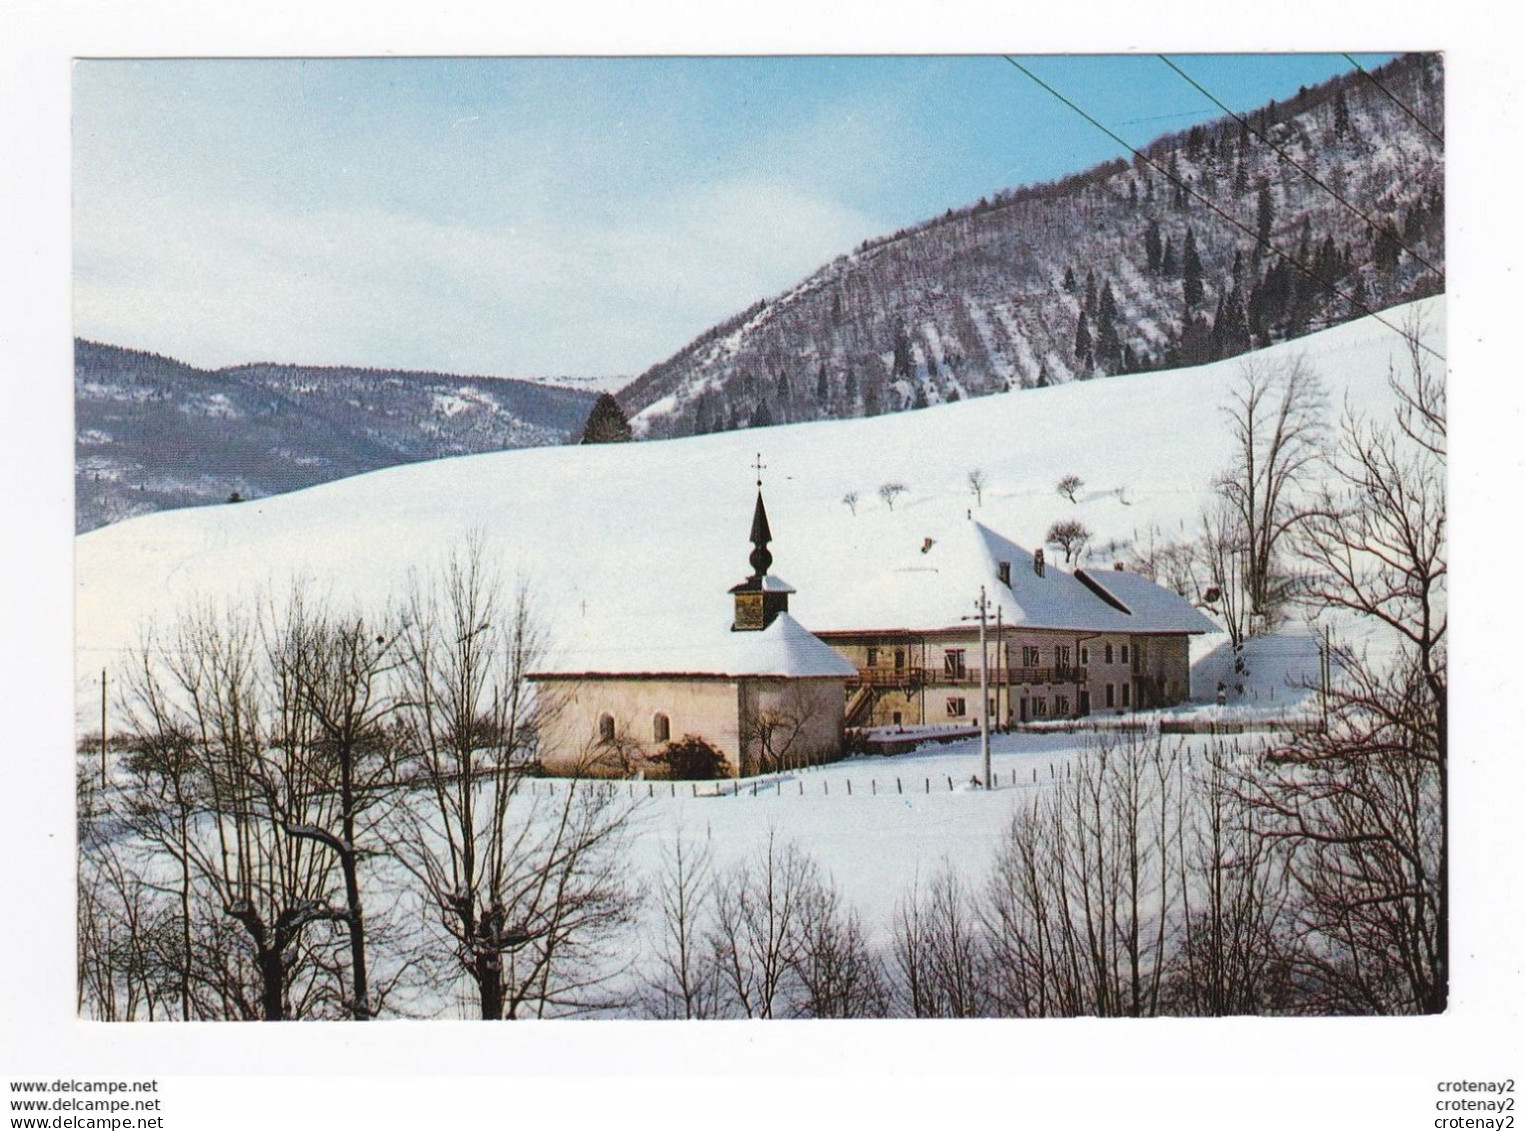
[517,761,1081,801]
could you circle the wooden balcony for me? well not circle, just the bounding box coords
[1002,665,1087,686]
[847,666,928,690]
[855,665,1088,688]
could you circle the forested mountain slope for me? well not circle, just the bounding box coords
[75,341,596,532]
[622,54,1442,438]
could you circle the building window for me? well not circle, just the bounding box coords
[653,713,670,743]
[1032,697,1049,718]
[1021,645,1040,667]
[598,713,615,742]
[894,648,906,670]
[1080,645,1089,665]
[1056,645,1072,669]
[1120,644,1130,665]
[1056,695,1071,716]
[1136,640,1148,667]
[1122,683,1131,707]
[944,649,967,680]
[946,696,966,717]
[1104,642,1114,664]
[1106,684,1116,708]
[866,646,879,667]
[892,711,903,726]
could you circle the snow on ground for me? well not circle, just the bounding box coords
[598,723,1252,967]
[75,299,1441,732]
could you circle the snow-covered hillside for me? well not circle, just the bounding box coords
[75,300,1442,729]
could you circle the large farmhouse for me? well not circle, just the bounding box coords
[809,519,1216,730]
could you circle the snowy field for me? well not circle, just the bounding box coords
[75,298,1442,734]
[615,727,1173,937]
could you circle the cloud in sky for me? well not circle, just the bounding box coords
[74,177,877,377]
[73,55,1390,378]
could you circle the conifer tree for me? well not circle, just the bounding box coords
[1183,228,1204,308]
[580,393,634,444]
[1256,181,1274,253]
[1333,88,1351,137]
[1099,281,1119,325]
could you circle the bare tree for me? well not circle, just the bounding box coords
[396,541,639,1019]
[707,831,814,1018]
[77,790,184,1022]
[877,481,908,511]
[741,683,825,774]
[892,865,985,1017]
[258,588,404,1020]
[788,869,890,1018]
[981,732,1184,1017]
[1163,741,1294,1016]
[966,468,988,507]
[1045,518,1092,565]
[841,491,860,516]
[1127,523,1196,597]
[642,830,721,1019]
[1215,355,1328,617]
[1239,317,1447,1014]
[1198,500,1253,652]
[1056,473,1084,504]
[116,600,350,1021]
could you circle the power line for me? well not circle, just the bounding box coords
[1157,54,1445,285]
[1000,56,1446,366]
[1342,53,1444,147]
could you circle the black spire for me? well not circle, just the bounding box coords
[748,491,773,580]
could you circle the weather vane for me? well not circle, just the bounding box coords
[751,452,767,489]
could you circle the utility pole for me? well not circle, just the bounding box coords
[962,587,992,789]
[995,607,1004,732]
[100,667,108,788]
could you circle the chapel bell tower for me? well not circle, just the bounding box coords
[730,473,794,632]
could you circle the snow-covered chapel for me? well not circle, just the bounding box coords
[529,489,855,778]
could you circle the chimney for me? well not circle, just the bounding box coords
[921,537,935,554]
[1034,548,1045,578]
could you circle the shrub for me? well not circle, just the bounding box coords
[655,735,731,781]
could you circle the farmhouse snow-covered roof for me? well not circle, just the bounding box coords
[1073,566,1218,634]
[809,520,1216,636]
[530,611,857,680]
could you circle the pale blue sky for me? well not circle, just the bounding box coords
[73,54,1393,378]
